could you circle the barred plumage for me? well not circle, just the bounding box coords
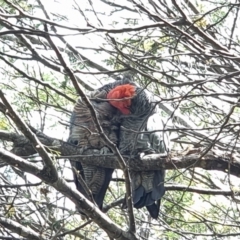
[106,76,169,219]
[68,89,120,210]
[69,76,169,219]
[118,86,158,153]
[124,108,168,219]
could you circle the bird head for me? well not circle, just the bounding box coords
[107,84,136,114]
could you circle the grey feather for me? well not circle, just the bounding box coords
[68,89,120,211]
[114,76,169,219]
[83,76,170,219]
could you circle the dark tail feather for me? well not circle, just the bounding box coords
[93,168,114,209]
[72,161,88,195]
[151,170,165,200]
[134,170,164,218]
[71,161,87,216]
[133,170,165,206]
[146,200,160,219]
[122,170,165,219]
[72,161,113,213]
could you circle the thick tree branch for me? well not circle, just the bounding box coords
[0,0,240,238]
[0,148,138,240]
[45,30,136,233]
[0,91,58,182]
[67,150,240,177]
[1,129,239,178]
[0,217,45,240]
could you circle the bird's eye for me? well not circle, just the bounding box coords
[70,139,79,146]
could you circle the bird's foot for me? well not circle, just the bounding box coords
[138,149,156,159]
[139,152,146,159]
[100,146,110,154]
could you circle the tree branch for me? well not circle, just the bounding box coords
[165,184,238,196]
[1,129,239,178]
[67,149,240,177]
[45,28,136,233]
[0,148,138,240]
[0,91,58,182]
[0,217,45,240]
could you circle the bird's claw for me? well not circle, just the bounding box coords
[100,146,110,154]
[139,152,146,159]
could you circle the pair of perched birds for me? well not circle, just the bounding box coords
[68,76,169,219]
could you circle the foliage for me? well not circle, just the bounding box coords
[0,0,240,239]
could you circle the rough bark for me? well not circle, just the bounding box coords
[0,148,138,240]
[1,130,238,177]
